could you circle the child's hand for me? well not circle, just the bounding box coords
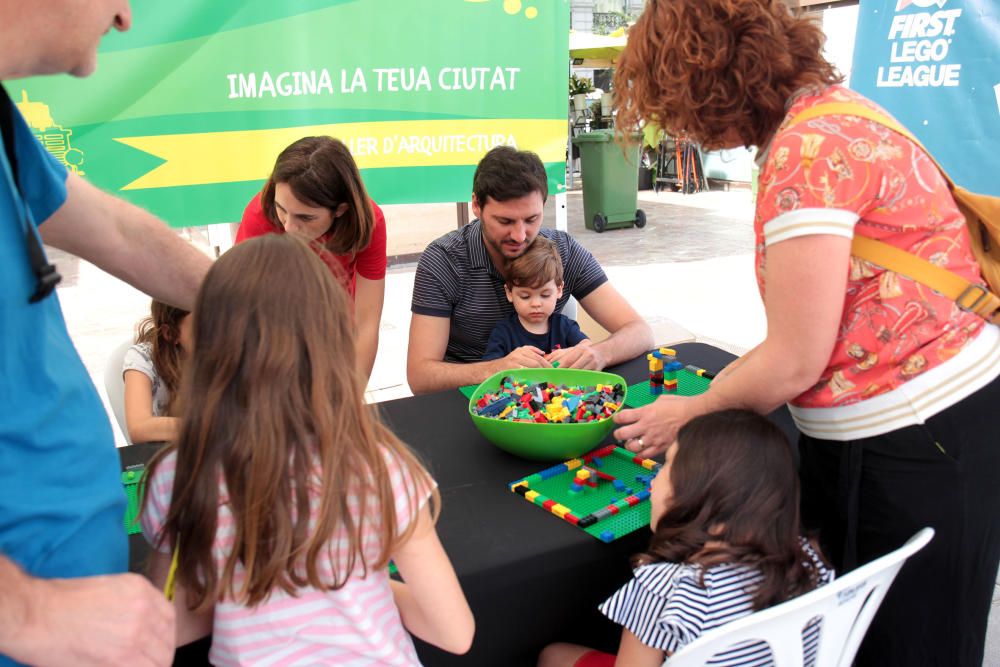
[546,340,606,371]
[501,345,552,369]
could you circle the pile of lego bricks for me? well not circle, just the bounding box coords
[472,377,625,423]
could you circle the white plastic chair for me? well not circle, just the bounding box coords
[667,528,934,667]
[561,295,579,321]
[103,338,135,446]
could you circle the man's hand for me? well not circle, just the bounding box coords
[501,345,552,369]
[13,572,175,667]
[546,340,607,370]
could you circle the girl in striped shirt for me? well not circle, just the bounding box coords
[540,410,832,667]
[140,234,474,666]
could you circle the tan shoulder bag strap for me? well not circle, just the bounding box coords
[788,102,1000,325]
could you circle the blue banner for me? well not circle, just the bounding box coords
[851,0,1000,196]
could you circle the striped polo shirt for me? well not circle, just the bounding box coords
[411,220,608,361]
[600,541,833,665]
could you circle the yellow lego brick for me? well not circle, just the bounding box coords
[576,469,591,480]
[525,490,540,502]
[510,480,528,492]
[565,458,583,470]
[499,404,514,419]
[551,504,571,518]
[660,347,676,356]
[641,459,656,470]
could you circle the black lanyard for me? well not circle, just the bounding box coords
[0,83,61,303]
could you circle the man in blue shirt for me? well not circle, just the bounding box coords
[0,3,211,665]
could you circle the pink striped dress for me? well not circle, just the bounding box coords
[142,450,433,666]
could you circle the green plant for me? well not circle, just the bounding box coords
[569,74,595,96]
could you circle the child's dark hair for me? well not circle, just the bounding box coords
[134,300,189,415]
[473,145,548,206]
[636,409,827,610]
[260,136,375,256]
[503,236,564,289]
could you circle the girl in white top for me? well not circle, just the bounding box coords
[123,299,191,443]
[141,234,474,665]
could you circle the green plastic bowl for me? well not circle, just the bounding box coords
[468,368,628,461]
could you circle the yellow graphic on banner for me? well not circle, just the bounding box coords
[114,119,566,191]
[465,0,539,19]
[15,91,86,176]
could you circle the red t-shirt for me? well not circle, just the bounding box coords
[235,193,387,299]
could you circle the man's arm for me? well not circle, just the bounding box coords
[549,283,653,370]
[406,314,549,394]
[0,555,175,667]
[39,172,211,311]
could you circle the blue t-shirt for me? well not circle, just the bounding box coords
[482,312,588,361]
[0,105,126,592]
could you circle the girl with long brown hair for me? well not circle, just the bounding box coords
[123,299,191,443]
[140,234,473,665]
[235,136,387,380]
[540,410,832,667]
[609,1,1000,664]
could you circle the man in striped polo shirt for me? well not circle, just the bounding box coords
[408,146,652,394]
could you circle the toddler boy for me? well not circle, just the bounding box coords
[482,237,589,361]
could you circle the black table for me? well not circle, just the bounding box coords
[121,342,796,666]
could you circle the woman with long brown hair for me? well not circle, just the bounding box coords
[236,136,386,380]
[609,1,1000,664]
[540,410,832,667]
[140,234,473,664]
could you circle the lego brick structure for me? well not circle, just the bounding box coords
[508,445,661,543]
[625,363,714,408]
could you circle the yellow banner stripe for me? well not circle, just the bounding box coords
[114,119,567,190]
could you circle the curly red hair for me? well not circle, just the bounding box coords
[613,0,842,150]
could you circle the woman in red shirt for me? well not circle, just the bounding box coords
[236,137,387,379]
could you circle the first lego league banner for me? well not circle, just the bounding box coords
[851,0,1000,197]
[10,0,570,227]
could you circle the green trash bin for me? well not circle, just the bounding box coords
[571,130,646,233]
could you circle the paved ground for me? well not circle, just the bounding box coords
[48,185,1000,663]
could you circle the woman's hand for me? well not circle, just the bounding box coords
[612,395,700,458]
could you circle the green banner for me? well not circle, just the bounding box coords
[12,0,569,227]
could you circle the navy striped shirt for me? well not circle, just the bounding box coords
[411,220,607,362]
[600,541,833,665]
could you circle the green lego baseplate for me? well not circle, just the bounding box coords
[509,445,660,543]
[122,465,145,536]
[625,368,712,408]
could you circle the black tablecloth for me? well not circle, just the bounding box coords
[121,342,796,666]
